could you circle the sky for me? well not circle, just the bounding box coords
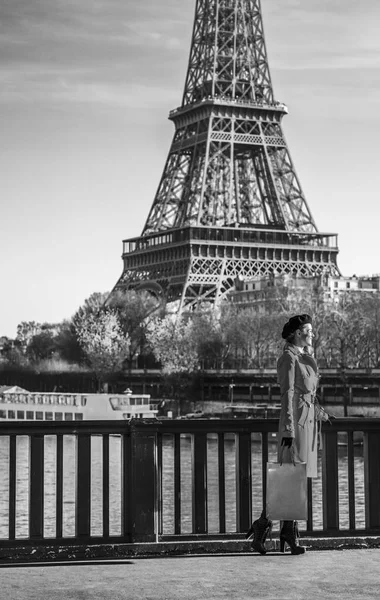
[1,0,380,338]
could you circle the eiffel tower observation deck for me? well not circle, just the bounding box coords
[114,0,340,311]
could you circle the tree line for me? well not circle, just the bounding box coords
[2,286,380,390]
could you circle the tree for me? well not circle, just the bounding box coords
[146,315,198,374]
[356,294,380,368]
[311,293,374,371]
[189,310,229,369]
[0,337,28,368]
[219,305,250,366]
[107,289,161,365]
[73,292,109,320]
[16,321,41,351]
[74,309,130,389]
[213,303,285,369]
[54,320,85,364]
[145,314,200,412]
[25,330,57,362]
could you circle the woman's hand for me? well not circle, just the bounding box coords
[281,437,294,447]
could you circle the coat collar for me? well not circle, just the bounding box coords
[284,342,318,371]
[284,342,304,356]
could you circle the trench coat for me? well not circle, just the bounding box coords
[277,342,328,478]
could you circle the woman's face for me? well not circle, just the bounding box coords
[298,324,314,347]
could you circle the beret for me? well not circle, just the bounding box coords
[281,314,312,340]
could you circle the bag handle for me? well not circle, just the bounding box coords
[279,442,296,466]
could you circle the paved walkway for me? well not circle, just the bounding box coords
[1,549,379,600]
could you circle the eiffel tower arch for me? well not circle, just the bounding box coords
[113,0,340,311]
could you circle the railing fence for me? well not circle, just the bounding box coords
[0,418,380,549]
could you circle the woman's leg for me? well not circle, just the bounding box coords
[280,520,306,554]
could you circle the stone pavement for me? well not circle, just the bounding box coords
[1,549,379,600]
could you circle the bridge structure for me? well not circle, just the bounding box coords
[113,0,340,313]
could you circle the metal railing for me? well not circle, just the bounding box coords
[0,418,379,549]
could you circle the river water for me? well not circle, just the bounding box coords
[0,433,365,539]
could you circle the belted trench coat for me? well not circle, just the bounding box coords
[277,343,328,478]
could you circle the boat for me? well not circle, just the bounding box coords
[0,386,159,421]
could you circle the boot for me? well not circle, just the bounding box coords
[245,510,273,555]
[280,520,306,555]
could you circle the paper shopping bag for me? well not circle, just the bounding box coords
[266,461,307,520]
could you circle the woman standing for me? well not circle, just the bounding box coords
[246,313,329,555]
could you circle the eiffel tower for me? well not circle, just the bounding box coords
[114,0,340,311]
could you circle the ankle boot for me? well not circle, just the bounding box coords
[245,510,273,555]
[280,520,306,555]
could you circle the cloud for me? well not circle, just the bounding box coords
[0,62,179,109]
[53,80,178,109]
[264,0,380,71]
[0,0,191,107]
[0,0,188,52]
[1,0,379,113]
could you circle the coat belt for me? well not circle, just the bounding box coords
[297,396,321,451]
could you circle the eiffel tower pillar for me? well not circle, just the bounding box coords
[114,0,340,312]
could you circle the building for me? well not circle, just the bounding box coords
[228,273,380,309]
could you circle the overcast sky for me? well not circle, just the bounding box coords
[1,0,380,338]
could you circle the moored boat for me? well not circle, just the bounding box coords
[0,386,158,421]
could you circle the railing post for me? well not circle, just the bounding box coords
[236,432,251,533]
[9,435,16,541]
[102,434,110,538]
[127,420,158,542]
[174,433,181,535]
[192,433,208,534]
[322,429,339,531]
[56,434,63,539]
[30,434,44,539]
[76,433,91,539]
[218,432,226,534]
[364,431,380,529]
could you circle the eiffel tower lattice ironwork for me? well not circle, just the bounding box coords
[114,0,340,311]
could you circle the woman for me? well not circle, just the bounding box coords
[246,314,329,555]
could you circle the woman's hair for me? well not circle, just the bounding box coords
[282,314,312,341]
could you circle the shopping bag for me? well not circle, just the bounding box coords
[266,461,307,520]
